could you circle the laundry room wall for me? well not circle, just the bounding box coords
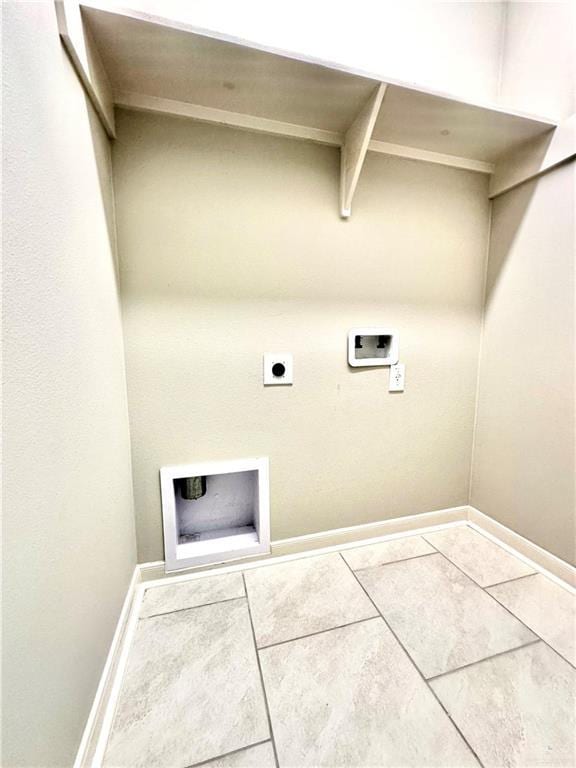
[2,5,137,766]
[112,108,491,562]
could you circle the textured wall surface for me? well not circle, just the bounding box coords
[499,1,575,120]
[113,109,490,563]
[471,162,576,565]
[2,5,137,766]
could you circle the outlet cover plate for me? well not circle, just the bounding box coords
[389,362,405,391]
[264,353,293,385]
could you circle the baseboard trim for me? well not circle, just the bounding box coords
[138,505,469,582]
[73,565,142,768]
[468,506,576,590]
[270,505,468,556]
[77,504,575,766]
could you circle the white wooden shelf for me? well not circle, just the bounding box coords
[57,1,568,214]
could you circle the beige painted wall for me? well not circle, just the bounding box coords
[471,161,576,565]
[2,4,137,766]
[499,1,575,120]
[113,109,490,563]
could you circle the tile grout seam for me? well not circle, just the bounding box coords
[142,545,435,625]
[242,573,281,768]
[143,543,570,668]
[257,615,379,651]
[428,546,576,671]
[483,572,538,589]
[182,739,272,768]
[484,586,576,672]
[144,542,554,644]
[351,551,437,572]
[337,551,486,768]
[426,639,543,683]
[140,594,246,620]
[420,534,538,590]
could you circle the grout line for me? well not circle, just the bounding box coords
[338,552,485,768]
[431,550,576,671]
[183,740,271,768]
[426,639,542,683]
[484,588,576,672]
[139,595,246,621]
[328,530,433,554]
[483,572,538,589]
[421,535,451,555]
[421,535,537,589]
[351,551,436,572]
[466,517,576,594]
[257,615,378,651]
[242,574,280,768]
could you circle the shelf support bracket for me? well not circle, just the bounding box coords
[340,83,387,218]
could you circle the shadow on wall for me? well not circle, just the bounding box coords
[50,40,120,279]
[471,160,575,565]
[484,179,539,308]
[485,124,560,304]
[86,98,119,278]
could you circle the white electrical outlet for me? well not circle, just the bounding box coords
[389,362,405,392]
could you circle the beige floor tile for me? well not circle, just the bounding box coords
[140,572,245,618]
[103,599,269,768]
[244,553,377,648]
[357,553,536,677]
[424,526,535,586]
[488,573,576,665]
[201,742,276,768]
[341,535,434,571]
[431,642,576,767]
[260,618,479,767]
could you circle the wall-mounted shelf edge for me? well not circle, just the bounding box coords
[80,0,558,129]
[489,114,576,198]
[368,140,494,174]
[63,1,564,213]
[55,0,116,138]
[115,91,496,177]
[114,91,342,147]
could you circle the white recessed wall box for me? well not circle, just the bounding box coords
[160,457,270,571]
[348,328,399,367]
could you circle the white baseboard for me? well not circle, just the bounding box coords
[139,505,469,582]
[271,505,468,555]
[73,565,142,768]
[76,503,575,766]
[468,506,576,590]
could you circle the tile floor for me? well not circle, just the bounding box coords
[103,525,576,768]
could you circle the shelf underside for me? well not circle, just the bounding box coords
[82,6,556,167]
